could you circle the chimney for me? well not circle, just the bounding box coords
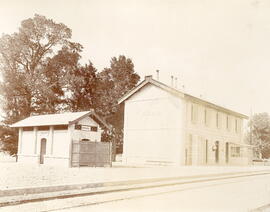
[175,77,178,89]
[171,76,174,87]
[156,70,160,81]
[145,75,153,81]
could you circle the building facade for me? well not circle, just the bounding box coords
[11,110,110,167]
[118,75,252,166]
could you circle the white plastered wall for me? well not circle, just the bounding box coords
[72,116,102,142]
[185,100,248,166]
[18,129,38,163]
[123,84,185,165]
[17,115,103,167]
[44,128,70,167]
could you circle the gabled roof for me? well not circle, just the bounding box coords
[118,75,184,104]
[118,75,248,119]
[10,110,112,130]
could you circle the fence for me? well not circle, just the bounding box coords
[71,140,112,167]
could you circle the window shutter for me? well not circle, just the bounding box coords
[191,103,198,123]
[227,116,231,131]
[218,113,223,129]
[206,109,211,127]
[194,104,198,123]
[238,119,242,133]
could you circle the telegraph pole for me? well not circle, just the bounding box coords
[250,108,253,146]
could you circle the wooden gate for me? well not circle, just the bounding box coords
[71,140,112,167]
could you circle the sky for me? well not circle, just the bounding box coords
[0,0,270,119]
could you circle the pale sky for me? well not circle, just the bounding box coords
[0,0,270,118]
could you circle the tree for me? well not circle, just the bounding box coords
[95,56,140,116]
[0,125,18,155]
[67,62,98,112]
[0,15,141,156]
[246,112,270,159]
[0,14,82,154]
[95,55,140,155]
[0,14,82,124]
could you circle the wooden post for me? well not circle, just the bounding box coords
[49,126,53,155]
[34,127,38,154]
[18,128,23,154]
[95,141,97,168]
[110,141,112,167]
[68,124,73,168]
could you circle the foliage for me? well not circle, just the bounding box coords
[67,62,98,111]
[0,14,82,124]
[0,15,140,156]
[0,125,18,155]
[0,14,82,154]
[95,56,139,115]
[246,112,270,158]
[96,56,140,153]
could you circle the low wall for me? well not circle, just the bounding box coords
[253,161,270,166]
[229,157,250,166]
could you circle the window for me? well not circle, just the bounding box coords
[226,116,229,130]
[191,104,198,123]
[91,126,98,132]
[22,127,33,131]
[235,119,238,133]
[54,125,68,130]
[204,109,207,125]
[191,104,194,121]
[231,146,240,157]
[189,134,193,142]
[216,113,219,128]
[81,138,90,142]
[38,126,49,131]
[75,124,82,130]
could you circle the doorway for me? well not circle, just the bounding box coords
[215,141,219,163]
[205,140,208,164]
[40,138,47,164]
[225,142,229,164]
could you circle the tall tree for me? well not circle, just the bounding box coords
[67,62,98,111]
[0,14,82,154]
[95,55,140,154]
[246,112,270,159]
[0,14,82,124]
[95,55,140,116]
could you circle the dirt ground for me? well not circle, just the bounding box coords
[0,159,270,190]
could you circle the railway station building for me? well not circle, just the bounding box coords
[118,75,252,166]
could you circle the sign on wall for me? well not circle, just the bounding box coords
[75,124,98,132]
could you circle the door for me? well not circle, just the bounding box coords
[205,140,208,164]
[225,142,229,164]
[215,141,219,163]
[40,138,47,164]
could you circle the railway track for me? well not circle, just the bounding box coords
[1,169,270,211]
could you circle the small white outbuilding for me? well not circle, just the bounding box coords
[11,110,111,167]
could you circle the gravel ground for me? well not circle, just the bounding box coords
[0,161,269,190]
